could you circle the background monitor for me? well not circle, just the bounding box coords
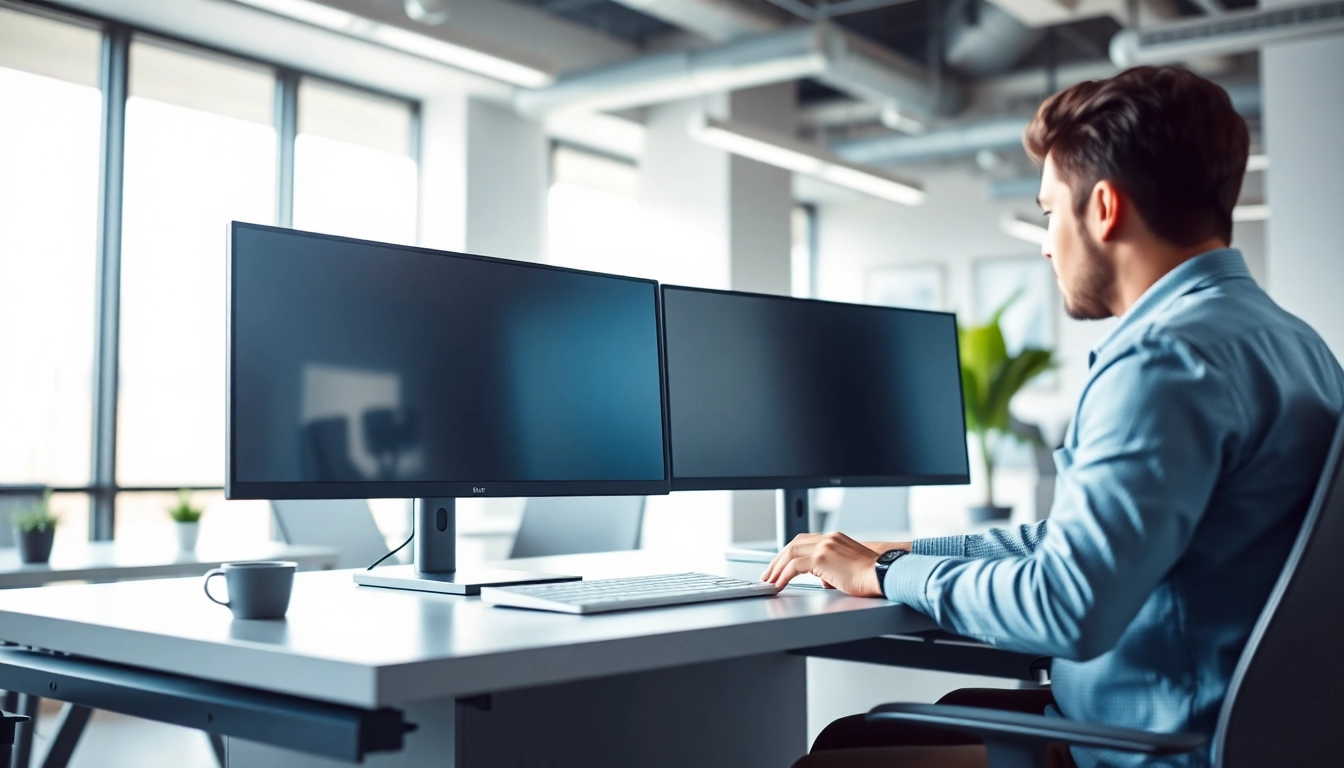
[228,223,671,501]
[661,285,969,492]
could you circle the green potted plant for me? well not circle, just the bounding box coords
[168,489,204,552]
[13,491,60,565]
[959,294,1055,523]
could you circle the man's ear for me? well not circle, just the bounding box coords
[1090,180,1123,242]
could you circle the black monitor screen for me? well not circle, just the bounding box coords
[662,286,968,490]
[228,224,669,499]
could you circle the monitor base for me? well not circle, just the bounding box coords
[354,565,580,596]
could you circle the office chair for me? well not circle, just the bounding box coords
[866,417,1344,767]
[0,486,46,549]
[510,496,645,558]
[271,499,394,569]
[1,710,30,768]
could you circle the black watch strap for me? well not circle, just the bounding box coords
[875,549,909,598]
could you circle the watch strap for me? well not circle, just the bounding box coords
[875,549,909,598]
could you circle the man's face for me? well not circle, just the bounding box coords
[1038,155,1115,320]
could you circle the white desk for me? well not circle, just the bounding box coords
[0,541,340,589]
[0,550,938,767]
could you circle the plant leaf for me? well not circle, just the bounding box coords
[960,322,1007,397]
[984,348,1056,436]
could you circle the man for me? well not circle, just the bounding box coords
[766,66,1344,768]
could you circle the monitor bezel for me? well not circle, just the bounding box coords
[660,284,971,492]
[226,222,673,500]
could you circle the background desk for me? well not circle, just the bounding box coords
[0,550,936,767]
[0,541,340,589]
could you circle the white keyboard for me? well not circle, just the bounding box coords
[480,572,780,614]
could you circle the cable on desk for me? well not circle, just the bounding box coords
[367,532,414,570]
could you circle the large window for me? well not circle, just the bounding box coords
[0,5,420,545]
[0,9,101,488]
[294,79,417,245]
[118,39,276,490]
[546,145,647,277]
[0,8,102,547]
[114,40,278,543]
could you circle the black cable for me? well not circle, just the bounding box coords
[367,532,414,570]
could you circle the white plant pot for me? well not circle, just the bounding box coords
[175,522,200,552]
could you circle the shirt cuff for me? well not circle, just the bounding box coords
[911,535,968,557]
[882,553,944,614]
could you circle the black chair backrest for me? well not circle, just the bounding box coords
[1214,418,1344,767]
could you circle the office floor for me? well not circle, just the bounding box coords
[32,700,216,768]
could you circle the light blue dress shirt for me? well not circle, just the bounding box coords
[884,249,1344,768]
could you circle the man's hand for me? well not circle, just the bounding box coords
[761,532,887,597]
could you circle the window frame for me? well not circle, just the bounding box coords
[3,0,422,539]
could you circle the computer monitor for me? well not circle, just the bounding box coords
[661,285,968,550]
[228,223,670,593]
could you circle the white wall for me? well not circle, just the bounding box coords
[1263,34,1344,357]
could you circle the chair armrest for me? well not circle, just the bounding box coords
[2,710,31,747]
[867,703,1205,756]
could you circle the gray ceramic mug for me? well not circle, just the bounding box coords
[203,561,297,620]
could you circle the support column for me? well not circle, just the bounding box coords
[417,94,547,263]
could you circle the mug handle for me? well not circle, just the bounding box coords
[203,568,230,608]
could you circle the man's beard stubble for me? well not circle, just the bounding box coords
[1063,222,1117,321]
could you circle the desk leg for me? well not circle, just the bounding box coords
[208,732,226,767]
[36,704,91,768]
[226,653,807,768]
[9,694,37,768]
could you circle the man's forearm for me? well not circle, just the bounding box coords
[912,521,1050,559]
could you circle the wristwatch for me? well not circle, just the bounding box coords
[874,549,909,598]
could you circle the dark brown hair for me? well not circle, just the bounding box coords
[1024,66,1249,246]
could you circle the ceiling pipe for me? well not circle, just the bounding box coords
[514,22,964,121]
[608,0,785,41]
[515,24,826,117]
[836,116,1032,164]
[835,79,1261,165]
[1110,0,1344,66]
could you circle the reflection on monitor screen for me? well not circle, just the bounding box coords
[228,224,669,499]
[662,286,968,490]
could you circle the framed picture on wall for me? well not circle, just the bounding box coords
[865,264,945,311]
[973,256,1059,388]
[973,256,1057,350]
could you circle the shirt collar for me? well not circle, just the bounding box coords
[1089,248,1251,367]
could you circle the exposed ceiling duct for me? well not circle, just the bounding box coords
[835,116,1033,164]
[833,79,1262,165]
[1111,0,1344,66]
[514,22,964,122]
[608,0,785,41]
[944,1,1046,76]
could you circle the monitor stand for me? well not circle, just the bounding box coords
[724,489,811,564]
[353,498,581,595]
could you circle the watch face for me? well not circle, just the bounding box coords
[878,549,905,565]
